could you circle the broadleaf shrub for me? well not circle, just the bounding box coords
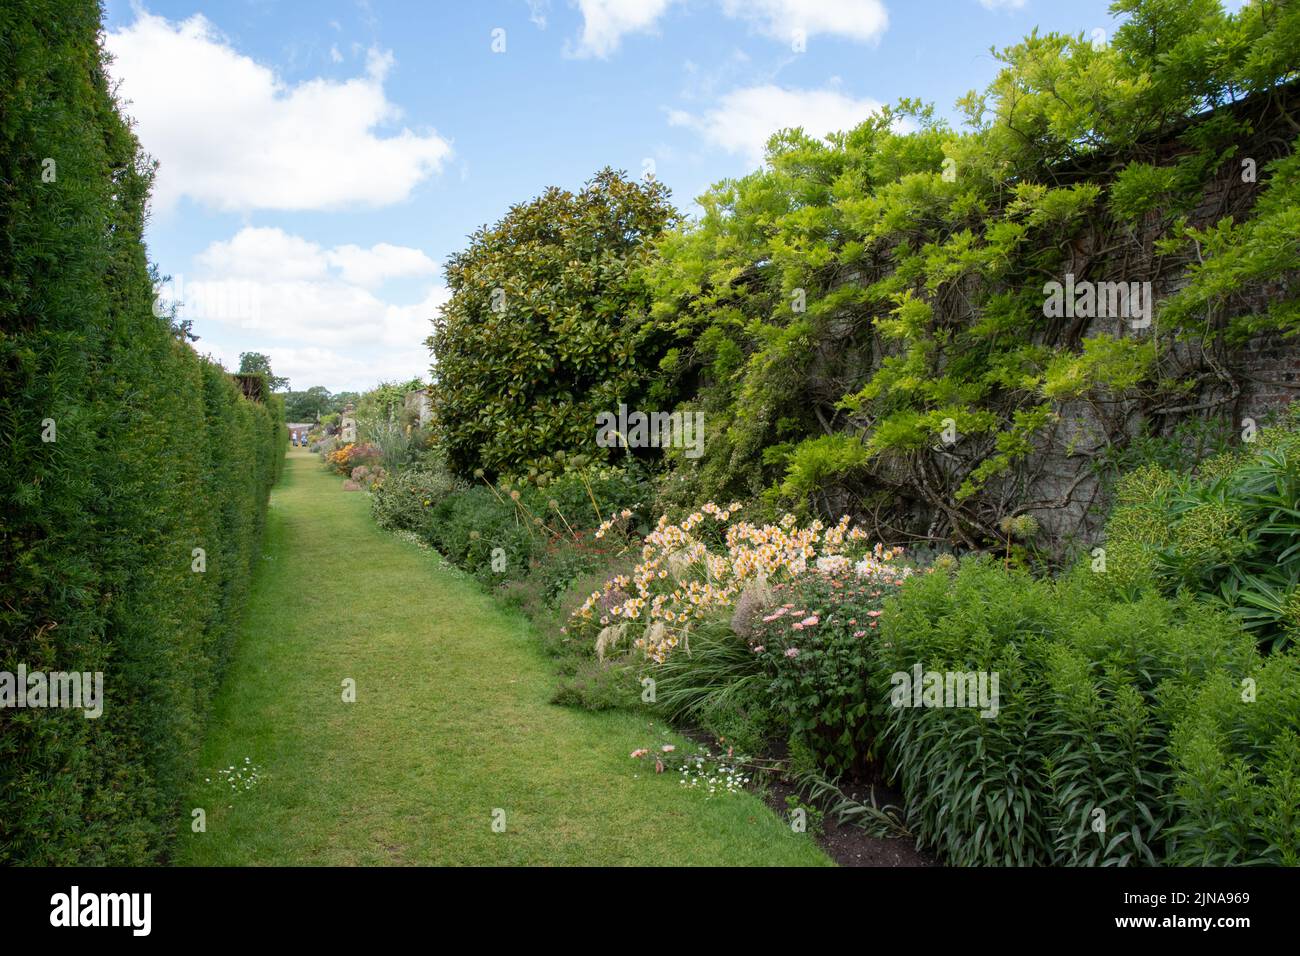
[429,168,678,479]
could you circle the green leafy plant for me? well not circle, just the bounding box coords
[876,556,1259,866]
[430,168,679,479]
[1096,410,1300,651]
[632,2,1298,553]
[749,564,914,777]
[1167,651,1300,866]
[369,466,462,534]
[784,794,826,838]
[790,769,911,839]
[0,0,284,863]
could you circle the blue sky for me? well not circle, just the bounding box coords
[102,0,1146,392]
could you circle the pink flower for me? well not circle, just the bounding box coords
[752,645,765,654]
[800,615,819,627]
[785,647,800,659]
[868,610,882,618]
[854,630,867,638]
[630,749,648,759]
[661,744,675,753]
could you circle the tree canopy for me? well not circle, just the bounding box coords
[238,351,289,392]
[429,167,679,479]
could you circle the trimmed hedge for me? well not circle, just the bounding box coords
[0,0,286,863]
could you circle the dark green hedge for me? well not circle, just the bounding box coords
[0,0,286,863]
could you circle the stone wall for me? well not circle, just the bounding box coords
[404,388,432,427]
[818,87,1299,558]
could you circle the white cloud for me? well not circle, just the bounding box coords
[379,286,453,349]
[668,84,886,166]
[570,0,675,58]
[196,227,436,289]
[326,243,439,288]
[207,343,430,394]
[196,228,330,282]
[570,0,888,58]
[719,0,888,43]
[165,228,446,389]
[105,13,451,212]
[977,0,1027,10]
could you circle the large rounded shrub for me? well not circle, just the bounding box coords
[429,168,678,480]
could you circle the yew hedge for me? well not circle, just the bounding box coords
[0,0,286,863]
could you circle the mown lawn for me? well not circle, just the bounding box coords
[176,449,830,866]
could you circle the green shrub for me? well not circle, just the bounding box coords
[877,558,1261,866]
[1168,650,1300,866]
[430,168,679,479]
[426,486,534,581]
[0,0,283,864]
[1096,409,1300,651]
[417,467,647,586]
[369,466,461,534]
[749,567,911,777]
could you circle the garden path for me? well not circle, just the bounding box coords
[177,449,829,865]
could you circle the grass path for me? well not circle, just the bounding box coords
[176,449,829,866]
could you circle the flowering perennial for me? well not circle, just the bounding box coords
[570,503,907,662]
